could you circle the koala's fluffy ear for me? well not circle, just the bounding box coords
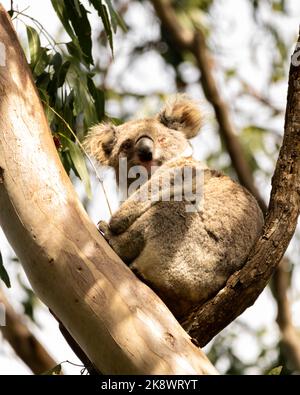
[157,95,202,138]
[83,123,116,165]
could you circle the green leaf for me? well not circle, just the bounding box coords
[47,53,63,99]
[51,0,76,39]
[0,251,11,288]
[225,68,236,80]
[89,0,127,49]
[26,26,42,68]
[70,66,98,127]
[272,0,286,13]
[64,0,93,65]
[36,72,51,90]
[74,0,82,16]
[42,364,62,375]
[50,52,63,72]
[66,41,85,64]
[33,47,50,76]
[91,0,114,53]
[22,296,35,321]
[267,366,283,375]
[59,150,72,175]
[105,0,127,32]
[87,77,105,121]
[58,61,71,87]
[60,134,92,198]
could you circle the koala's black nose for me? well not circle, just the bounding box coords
[136,136,154,162]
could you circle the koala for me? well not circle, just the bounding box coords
[84,96,264,320]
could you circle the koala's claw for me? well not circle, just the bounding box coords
[97,220,111,239]
[97,220,121,255]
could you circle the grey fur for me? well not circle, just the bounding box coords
[85,96,264,319]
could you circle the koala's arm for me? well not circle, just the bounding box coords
[109,161,201,235]
[109,180,160,235]
[98,220,145,264]
[97,168,170,262]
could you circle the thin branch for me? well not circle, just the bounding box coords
[49,309,100,375]
[0,289,60,374]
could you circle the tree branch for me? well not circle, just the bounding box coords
[49,309,100,375]
[150,0,300,347]
[0,5,217,374]
[0,288,59,374]
[272,261,300,372]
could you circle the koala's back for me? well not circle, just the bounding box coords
[128,161,264,319]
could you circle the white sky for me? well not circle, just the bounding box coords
[0,0,300,375]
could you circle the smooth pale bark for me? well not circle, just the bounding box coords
[0,5,217,375]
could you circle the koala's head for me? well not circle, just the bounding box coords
[84,95,202,186]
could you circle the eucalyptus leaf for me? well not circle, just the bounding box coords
[66,41,87,66]
[50,0,76,40]
[64,0,93,65]
[90,0,114,53]
[26,26,42,69]
[33,47,50,76]
[60,134,92,198]
[58,61,71,87]
[50,52,63,72]
[105,0,127,32]
[42,364,62,375]
[267,366,283,375]
[87,77,105,121]
[0,251,11,288]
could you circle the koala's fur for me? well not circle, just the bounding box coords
[84,96,264,320]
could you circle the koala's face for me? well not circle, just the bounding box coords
[111,119,191,181]
[84,95,202,186]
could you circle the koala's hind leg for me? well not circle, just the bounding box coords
[98,220,145,264]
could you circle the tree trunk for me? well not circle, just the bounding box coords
[0,5,217,375]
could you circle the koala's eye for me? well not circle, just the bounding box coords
[136,135,154,144]
[120,139,133,151]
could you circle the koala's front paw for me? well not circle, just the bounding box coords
[98,220,126,259]
[109,215,131,235]
[97,220,112,241]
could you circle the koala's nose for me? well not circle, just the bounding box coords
[136,136,153,162]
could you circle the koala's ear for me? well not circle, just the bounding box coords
[83,123,117,165]
[157,95,202,138]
